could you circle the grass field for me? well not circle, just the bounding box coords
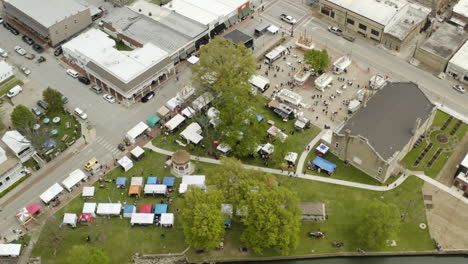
[153,95,321,168]
[0,78,24,97]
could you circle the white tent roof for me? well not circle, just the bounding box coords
[180,122,203,144]
[96,203,121,215]
[258,143,275,155]
[181,107,196,118]
[179,175,206,193]
[160,213,174,225]
[126,122,149,142]
[131,177,144,186]
[267,25,279,33]
[276,89,302,106]
[131,213,154,224]
[217,143,231,153]
[315,73,333,88]
[144,184,167,194]
[1,130,31,155]
[0,244,21,256]
[63,213,77,225]
[62,169,87,191]
[165,97,183,111]
[285,152,298,163]
[333,55,352,71]
[131,146,145,158]
[249,75,270,89]
[39,183,64,204]
[165,114,186,131]
[191,92,214,111]
[118,156,134,172]
[82,202,97,214]
[82,186,95,197]
[265,45,286,60]
[187,55,199,64]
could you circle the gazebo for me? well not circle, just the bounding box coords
[171,150,193,176]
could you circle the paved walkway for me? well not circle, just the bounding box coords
[295,130,327,176]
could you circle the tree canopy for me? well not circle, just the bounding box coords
[11,104,36,133]
[357,199,401,249]
[43,87,64,113]
[66,245,110,264]
[303,49,331,73]
[239,182,301,255]
[181,188,226,250]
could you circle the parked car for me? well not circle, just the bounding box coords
[90,85,102,94]
[62,96,69,104]
[328,26,343,36]
[32,44,44,53]
[74,108,88,120]
[66,69,79,78]
[78,76,90,85]
[10,27,19,35]
[31,107,42,116]
[20,66,31,75]
[342,33,355,42]
[141,91,155,103]
[37,100,49,110]
[6,85,22,98]
[0,48,7,58]
[54,47,62,56]
[452,85,466,93]
[14,46,26,56]
[280,14,297,24]
[22,35,34,45]
[103,94,115,103]
[25,53,35,60]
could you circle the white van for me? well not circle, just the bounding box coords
[6,85,22,98]
[0,48,7,58]
[66,69,79,78]
[249,75,270,93]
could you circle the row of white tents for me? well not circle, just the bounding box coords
[39,169,88,204]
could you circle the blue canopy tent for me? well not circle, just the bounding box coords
[163,177,175,187]
[256,114,263,122]
[154,204,168,215]
[147,176,158,185]
[116,177,127,187]
[42,139,57,149]
[123,205,136,218]
[311,156,337,174]
[146,114,161,128]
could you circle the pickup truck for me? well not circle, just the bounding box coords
[280,14,297,24]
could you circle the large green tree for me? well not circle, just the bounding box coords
[43,87,64,112]
[181,188,226,250]
[239,183,301,255]
[66,245,110,264]
[11,104,36,133]
[303,49,331,73]
[356,199,401,249]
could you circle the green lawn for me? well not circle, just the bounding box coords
[0,79,24,97]
[401,110,467,178]
[32,151,216,264]
[153,95,321,168]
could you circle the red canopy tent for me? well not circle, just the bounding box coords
[78,213,92,224]
[27,202,41,215]
[140,204,153,213]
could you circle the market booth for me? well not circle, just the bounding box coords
[157,105,170,119]
[285,152,298,166]
[147,176,159,185]
[82,202,97,217]
[78,213,92,225]
[146,114,161,128]
[116,177,127,188]
[128,186,142,197]
[126,122,149,144]
[165,114,186,133]
[130,213,154,226]
[316,143,330,157]
[63,213,78,228]
[140,204,153,213]
[154,204,168,215]
[96,203,121,216]
[180,122,203,144]
[131,146,145,161]
[144,184,167,196]
[0,244,21,257]
[39,183,64,204]
[26,202,41,215]
[123,205,136,218]
[160,213,174,227]
[16,208,32,225]
[62,169,87,192]
[310,156,337,175]
[163,177,175,187]
[118,156,134,172]
[82,186,95,198]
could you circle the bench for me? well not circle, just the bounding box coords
[61,134,69,142]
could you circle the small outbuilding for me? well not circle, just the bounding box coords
[300,202,326,221]
[172,150,193,176]
[63,213,78,228]
[0,244,21,257]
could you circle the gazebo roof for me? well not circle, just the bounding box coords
[172,150,190,165]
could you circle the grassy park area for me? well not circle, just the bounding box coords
[0,77,24,97]
[401,110,467,178]
[153,95,321,168]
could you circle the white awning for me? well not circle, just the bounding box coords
[130,177,144,186]
[131,146,145,159]
[160,213,174,225]
[63,213,77,227]
[165,97,183,111]
[217,143,231,153]
[0,244,21,256]
[82,202,97,215]
[82,186,95,197]
[144,184,167,194]
[126,122,149,143]
[187,55,200,64]
[39,183,64,204]
[118,156,134,172]
[96,203,121,215]
[62,169,87,192]
[285,152,298,163]
[130,213,154,224]
[165,114,186,131]
[181,107,196,118]
[179,175,206,193]
[267,25,279,33]
[180,122,203,144]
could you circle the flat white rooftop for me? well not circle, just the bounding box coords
[449,41,468,70]
[453,0,468,17]
[326,0,408,26]
[384,3,430,40]
[63,29,168,84]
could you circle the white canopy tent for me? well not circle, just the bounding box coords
[267,25,279,34]
[62,169,87,192]
[0,244,21,257]
[157,105,170,118]
[131,146,145,161]
[181,107,196,118]
[180,122,203,144]
[217,143,231,154]
[63,213,77,227]
[96,203,121,216]
[257,143,275,155]
[160,213,174,227]
[179,175,206,194]
[82,186,95,198]
[207,107,220,127]
[82,202,97,217]
[130,177,144,186]
[315,73,333,91]
[144,184,167,195]
[187,55,199,64]
[165,96,183,111]
[130,213,155,225]
[333,55,352,74]
[285,152,298,164]
[191,92,214,111]
[126,122,149,144]
[118,156,134,172]
[165,114,186,132]
[39,183,64,204]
